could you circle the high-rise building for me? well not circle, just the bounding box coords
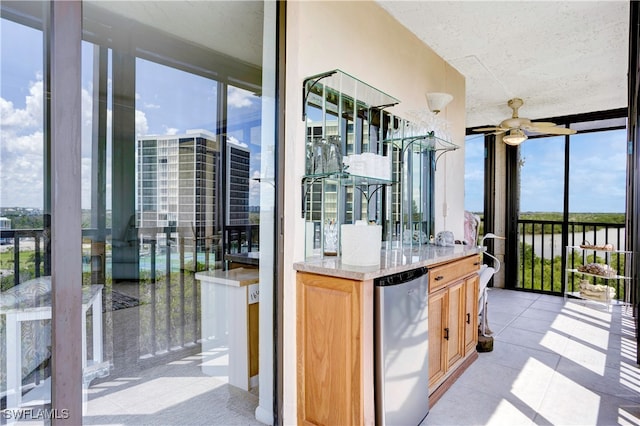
[137,130,220,250]
[226,140,251,226]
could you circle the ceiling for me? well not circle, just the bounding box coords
[69,1,632,129]
[377,1,630,128]
[86,0,264,67]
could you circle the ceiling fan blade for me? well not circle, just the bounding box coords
[473,126,503,132]
[528,121,558,127]
[491,130,507,136]
[527,126,577,135]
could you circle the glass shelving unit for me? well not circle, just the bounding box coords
[564,244,633,310]
[301,69,460,257]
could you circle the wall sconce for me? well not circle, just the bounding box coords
[502,129,527,146]
[425,92,453,114]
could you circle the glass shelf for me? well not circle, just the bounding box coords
[383,132,459,154]
[303,69,400,118]
[566,268,631,280]
[567,245,632,254]
[564,244,633,309]
[302,172,393,186]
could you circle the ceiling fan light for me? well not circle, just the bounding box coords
[503,129,527,145]
[425,92,453,114]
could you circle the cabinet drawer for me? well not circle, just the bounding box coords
[429,254,481,292]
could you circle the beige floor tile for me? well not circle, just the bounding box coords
[425,289,639,426]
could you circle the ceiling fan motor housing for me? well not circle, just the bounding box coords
[473,97,577,139]
[501,117,531,129]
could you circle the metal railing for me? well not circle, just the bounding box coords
[0,229,47,289]
[224,224,259,254]
[1,224,260,367]
[517,219,627,297]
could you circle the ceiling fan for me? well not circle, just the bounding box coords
[474,98,576,145]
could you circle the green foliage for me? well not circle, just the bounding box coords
[518,242,564,293]
[519,212,625,234]
[0,248,43,290]
[2,214,43,230]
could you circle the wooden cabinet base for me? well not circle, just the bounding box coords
[296,272,374,426]
[429,350,478,407]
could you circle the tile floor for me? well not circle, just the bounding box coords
[10,288,639,425]
[425,288,640,426]
[83,352,261,426]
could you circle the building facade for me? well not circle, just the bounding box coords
[226,141,251,226]
[137,130,220,251]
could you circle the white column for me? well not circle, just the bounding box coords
[255,1,277,423]
[49,2,83,424]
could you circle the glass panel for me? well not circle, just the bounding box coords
[0,13,51,423]
[77,2,276,424]
[520,136,565,212]
[568,129,627,247]
[464,134,485,236]
[518,136,565,292]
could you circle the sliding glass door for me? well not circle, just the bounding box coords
[1,1,278,423]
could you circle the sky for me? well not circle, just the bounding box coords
[0,18,263,210]
[465,128,628,214]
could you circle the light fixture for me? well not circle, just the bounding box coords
[425,92,453,114]
[502,129,527,146]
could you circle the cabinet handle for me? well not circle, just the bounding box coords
[444,327,449,340]
[435,275,444,281]
[466,313,471,324]
[474,261,481,266]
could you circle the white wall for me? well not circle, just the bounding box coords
[283,2,466,423]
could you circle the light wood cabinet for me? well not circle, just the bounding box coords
[428,255,480,393]
[295,252,480,424]
[296,271,374,426]
[445,280,465,369]
[464,274,479,355]
[428,287,447,386]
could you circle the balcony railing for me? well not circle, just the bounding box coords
[1,225,259,286]
[517,219,626,297]
[0,224,260,370]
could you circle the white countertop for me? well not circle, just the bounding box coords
[195,268,260,287]
[294,244,484,281]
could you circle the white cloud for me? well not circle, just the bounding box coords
[165,127,179,136]
[0,80,42,130]
[0,77,45,207]
[227,86,254,108]
[0,74,148,209]
[136,110,149,136]
[228,136,248,148]
[0,131,45,208]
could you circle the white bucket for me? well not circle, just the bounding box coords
[341,224,382,267]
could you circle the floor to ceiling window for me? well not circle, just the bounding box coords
[512,115,627,295]
[0,12,51,419]
[1,1,278,424]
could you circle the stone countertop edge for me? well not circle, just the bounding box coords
[195,268,260,287]
[293,244,485,281]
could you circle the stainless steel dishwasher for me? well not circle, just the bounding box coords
[375,266,429,425]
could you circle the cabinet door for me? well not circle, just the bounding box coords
[428,288,447,388]
[446,280,465,370]
[297,272,366,426]
[464,274,479,354]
